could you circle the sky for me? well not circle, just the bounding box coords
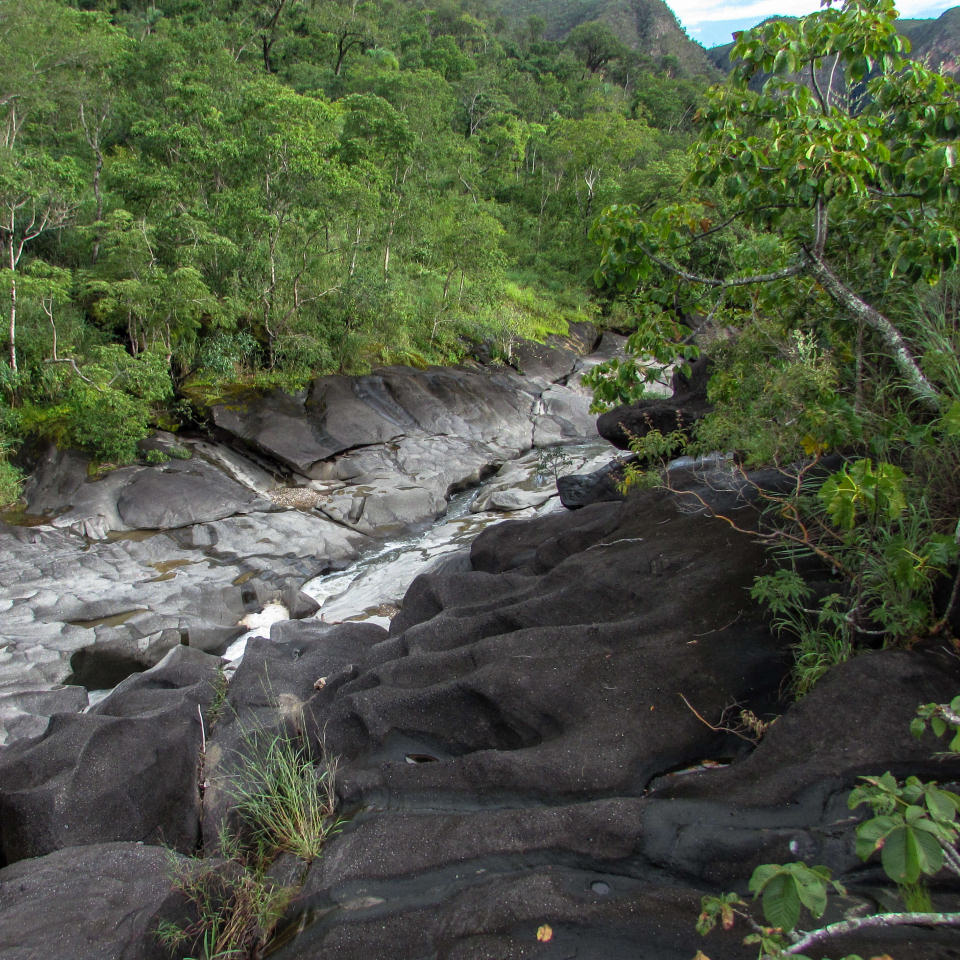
[673,0,958,47]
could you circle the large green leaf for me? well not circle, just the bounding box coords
[880,823,944,883]
[854,814,897,861]
[791,865,829,917]
[760,873,802,932]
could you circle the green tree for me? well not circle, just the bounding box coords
[566,20,626,74]
[0,0,116,372]
[0,152,82,373]
[589,0,960,413]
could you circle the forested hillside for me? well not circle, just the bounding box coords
[501,0,718,75]
[0,0,713,498]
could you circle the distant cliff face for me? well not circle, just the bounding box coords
[897,6,960,75]
[504,0,719,76]
[706,5,960,76]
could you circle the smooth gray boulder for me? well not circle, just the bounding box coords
[20,443,91,517]
[0,684,88,745]
[116,458,268,529]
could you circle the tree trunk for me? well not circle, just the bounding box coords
[91,145,104,265]
[803,246,941,411]
[6,237,16,373]
[348,221,361,277]
[8,266,16,373]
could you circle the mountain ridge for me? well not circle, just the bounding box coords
[705,4,960,75]
[498,0,718,75]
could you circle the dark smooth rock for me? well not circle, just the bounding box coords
[199,621,388,851]
[213,366,539,479]
[0,685,89,745]
[21,443,90,516]
[0,646,220,864]
[557,455,632,509]
[0,841,185,960]
[318,489,783,807]
[273,868,753,960]
[557,319,601,355]
[597,356,712,450]
[256,486,959,959]
[211,387,330,475]
[511,339,580,383]
[639,646,960,887]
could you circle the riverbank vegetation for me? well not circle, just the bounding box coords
[587,0,960,693]
[0,0,711,499]
[4,0,958,695]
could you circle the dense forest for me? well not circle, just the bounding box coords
[0,0,712,493]
[7,0,960,694]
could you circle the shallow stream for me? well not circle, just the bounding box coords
[223,441,614,662]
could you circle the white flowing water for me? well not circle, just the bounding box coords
[222,442,615,666]
[301,441,613,629]
[222,600,292,669]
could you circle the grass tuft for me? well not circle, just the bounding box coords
[226,728,343,863]
[160,721,342,959]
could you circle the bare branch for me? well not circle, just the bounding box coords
[678,692,770,744]
[785,911,960,955]
[826,50,842,109]
[45,357,99,387]
[638,242,805,289]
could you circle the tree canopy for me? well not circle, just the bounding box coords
[586,0,960,692]
[0,0,710,496]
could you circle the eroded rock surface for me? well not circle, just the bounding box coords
[0,841,186,960]
[4,333,958,959]
[1,335,608,743]
[0,645,221,864]
[1,482,959,959]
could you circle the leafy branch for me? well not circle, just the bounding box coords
[695,696,960,960]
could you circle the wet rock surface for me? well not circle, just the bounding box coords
[0,335,606,743]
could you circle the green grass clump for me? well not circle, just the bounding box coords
[157,830,294,960]
[160,724,342,959]
[226,728,342,863]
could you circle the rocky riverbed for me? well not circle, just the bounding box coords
[0,326,618,743]
[1,329,959,960]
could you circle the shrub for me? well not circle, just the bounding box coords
[0,456,23,507]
